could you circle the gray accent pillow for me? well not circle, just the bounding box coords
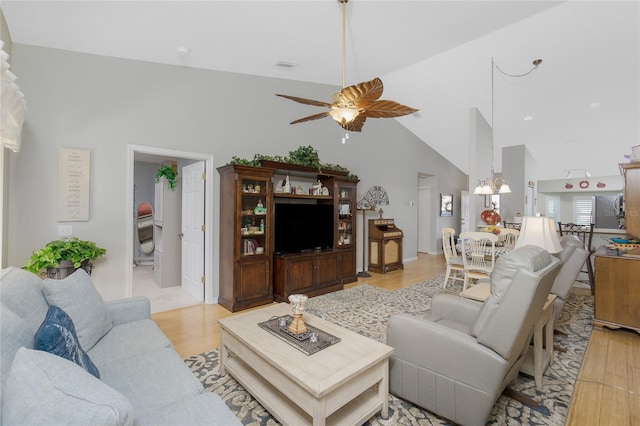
[43,269,112,351]
[1,347,138,426]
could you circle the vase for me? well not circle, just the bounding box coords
[480,209,501,226]
[45,260,93,279]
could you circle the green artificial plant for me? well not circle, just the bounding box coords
[228,145,356,178]
[156,164,178,190]
[24,237,107,275]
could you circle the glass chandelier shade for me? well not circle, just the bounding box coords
[473,176,511,195]
[329,107,359,125]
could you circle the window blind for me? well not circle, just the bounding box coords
[573,197,593,225]
[545,197,559,221]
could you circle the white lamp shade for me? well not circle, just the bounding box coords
[513,216,562,253]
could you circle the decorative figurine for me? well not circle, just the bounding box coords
[254,199,266,215]
[312,180,322,195]
[281,175,291,193]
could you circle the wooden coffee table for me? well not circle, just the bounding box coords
[218,303,394,426]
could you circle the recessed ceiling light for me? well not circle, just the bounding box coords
[589,101,601,108]
[523,115,534,121]
[176,47,191,55]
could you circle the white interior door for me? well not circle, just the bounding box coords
[181,161,205,301]
[527,186,535,216]
[418,187,431,253]
[460,190,469,233]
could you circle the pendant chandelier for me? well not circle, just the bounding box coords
[473,57,542,195]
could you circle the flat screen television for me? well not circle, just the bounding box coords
[274,203,334,253]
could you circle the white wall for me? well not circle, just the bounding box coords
[6,44,467,300]
[501,144,538,221]
[468,107,493,229]
[0,9,13,267]
[537,175,623,193]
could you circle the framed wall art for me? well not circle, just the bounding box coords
[57,148,91,221]
[440,193,453,217]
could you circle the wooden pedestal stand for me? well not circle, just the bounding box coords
[288,313,308,334]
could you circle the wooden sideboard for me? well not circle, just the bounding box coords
[593,247,640,333]
[620,162,640,238]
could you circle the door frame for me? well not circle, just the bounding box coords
[126,145,215,304]
[417,174,438,255]
[417,185,431,253]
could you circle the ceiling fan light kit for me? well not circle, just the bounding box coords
[275,0,418,133]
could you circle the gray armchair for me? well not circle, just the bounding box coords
[551,235,590,325]
[386,246,561,426]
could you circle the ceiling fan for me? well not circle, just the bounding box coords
[276,0,418,132]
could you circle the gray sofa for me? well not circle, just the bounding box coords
[386,246,561,426]
[1,266,240,426]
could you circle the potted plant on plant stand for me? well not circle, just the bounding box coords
[24,237,107,279]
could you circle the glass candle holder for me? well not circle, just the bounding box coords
[288,294,308,314]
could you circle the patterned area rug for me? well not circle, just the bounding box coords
[186,276,593,425]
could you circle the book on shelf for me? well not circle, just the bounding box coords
[243,238,260,255]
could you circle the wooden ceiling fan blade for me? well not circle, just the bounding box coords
[339,77,383,104]
[290,111,330,125]
[276,93,332,108]
[340,115,366,132]
[363,100,419,118]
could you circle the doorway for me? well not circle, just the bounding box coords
[417,174,436,254]
[126,145,215,312]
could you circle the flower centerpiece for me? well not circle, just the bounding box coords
[482,225,501,235]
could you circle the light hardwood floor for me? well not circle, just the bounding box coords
[152,253,640,425]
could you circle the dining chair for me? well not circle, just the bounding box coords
[500,228,520,246]
[459,231,499,291]
[503,221,522,230]
[441,227,465,288]
[557,222,595,294]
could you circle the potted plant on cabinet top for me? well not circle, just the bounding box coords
[24,237,107,279]
[156,164,178,190]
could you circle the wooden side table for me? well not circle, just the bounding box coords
[460,283,556,390]
[520,294,556,390]
[458,282,490,301]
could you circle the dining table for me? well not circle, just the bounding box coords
[456,243,514,258]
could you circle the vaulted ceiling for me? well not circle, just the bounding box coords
[2,1,638,180]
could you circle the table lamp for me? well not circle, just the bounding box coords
[513,216,562,254]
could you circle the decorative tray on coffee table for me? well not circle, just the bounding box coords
[258,315,341,356]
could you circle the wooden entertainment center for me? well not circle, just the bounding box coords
[217,163,358,312]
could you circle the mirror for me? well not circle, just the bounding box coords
[136,201,154,255]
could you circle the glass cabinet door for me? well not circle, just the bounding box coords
[337,185,354,247]
[240,177,268,257]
